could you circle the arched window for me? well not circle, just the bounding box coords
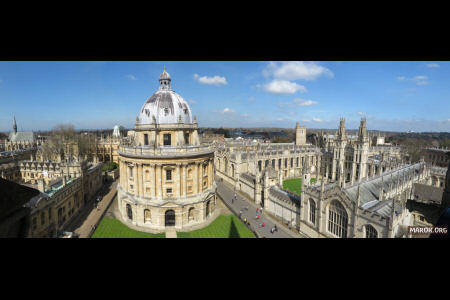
[309,199,316,225]
[126,204,133,220]
[224,158,228,174]
[188,207,195,222]
[327,200,348,238]
[365,224,378,238]
[144,209,151,223]
[232,164,235,177]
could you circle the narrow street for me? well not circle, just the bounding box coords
[64,178,119,238]
[216,178,304,238]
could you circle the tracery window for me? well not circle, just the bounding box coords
[365,224,378,238]
[309,199,316,225]
[327,200,348,238]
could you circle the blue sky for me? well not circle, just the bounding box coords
[0,61,449,132]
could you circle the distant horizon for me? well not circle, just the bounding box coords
[1,61,449,132]
[2,125,449,134]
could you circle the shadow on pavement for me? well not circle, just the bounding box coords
[63,180,117,232]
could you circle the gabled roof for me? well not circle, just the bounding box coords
[8,131,35,143]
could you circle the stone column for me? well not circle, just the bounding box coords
[138,163,143,197]
[156,165,162,198]
[193,163,198,194]
[177,163,182,197]
[182,163,187,197]
[198,162,202,193]
[133,163,137,194]
[208,158,213,188]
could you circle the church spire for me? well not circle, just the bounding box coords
[13,116,17,134]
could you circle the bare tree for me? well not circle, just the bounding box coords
[37,124,91,162]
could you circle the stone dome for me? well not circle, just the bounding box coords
[137,68,193,125]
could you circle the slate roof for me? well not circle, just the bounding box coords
[269,186,301,205]
[8,131,35,143]
[240,172,256,183]
[344,163,423,206]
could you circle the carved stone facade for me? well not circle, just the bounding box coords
[117,68,217,232]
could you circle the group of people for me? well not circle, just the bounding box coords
[231,189,280,236]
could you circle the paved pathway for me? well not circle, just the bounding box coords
[165,227,177,238]
[216,179,304,238]
[64,179,119,238]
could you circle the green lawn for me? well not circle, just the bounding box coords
[91,218,165,238]
[283,178,302,195]
[177,215,255,238]
[283,177,316,195]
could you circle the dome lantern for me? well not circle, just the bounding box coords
[159,66,171,91]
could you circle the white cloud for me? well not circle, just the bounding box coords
[263,80,307,94]
[294,98,318,106]
[426,63,440,68]
[188,99,197,104]
[248,96,256,102]
[397,75,429,86]
[413,76,429,85]
[125,74,137,80]
[241,113,249,117]
[263,61,334,81]
[193,74,228,86]
[312,118,322,122]
[213,108,235,114]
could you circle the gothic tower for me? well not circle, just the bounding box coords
[333,118,347,183]
[352,118,369,184]
[295,122,306,146]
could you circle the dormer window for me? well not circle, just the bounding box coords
[184,109,188,114]
[164,108,169,116]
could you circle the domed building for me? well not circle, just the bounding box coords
[117,68,217,231]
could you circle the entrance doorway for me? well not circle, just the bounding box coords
[165,210,175,227]
[206,201,210,218]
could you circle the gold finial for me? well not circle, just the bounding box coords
[164,65,166,72]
